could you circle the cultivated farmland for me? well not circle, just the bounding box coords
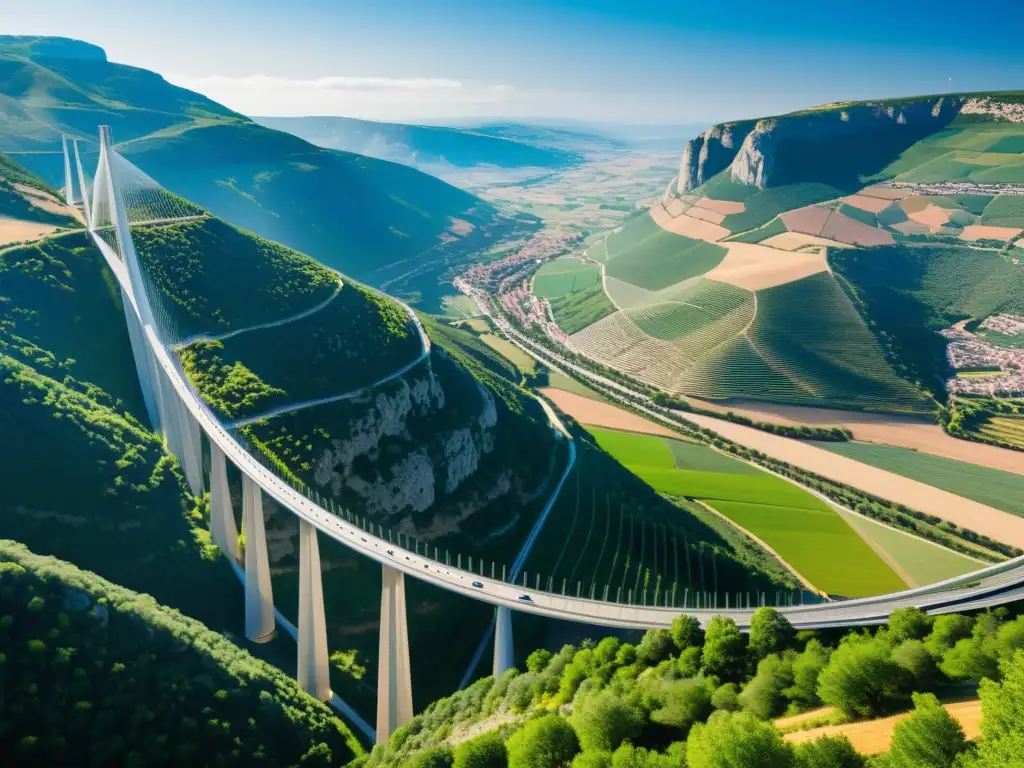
[835,508,981,587]
[586,426,905,597]
[601,213,728,291]
[816,441,1024,515]
[709,500,906,597]
[521,433,787,605]
[531,257,601,298]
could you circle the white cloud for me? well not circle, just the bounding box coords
[168,72,522,120]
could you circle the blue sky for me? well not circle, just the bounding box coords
[7,0,1024,124]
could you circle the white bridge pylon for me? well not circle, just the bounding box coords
[66,128,1024,746]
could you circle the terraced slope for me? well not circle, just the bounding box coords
[572,271,929,412]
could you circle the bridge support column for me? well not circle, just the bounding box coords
[61,135,73,205]
[242,476,275,643]
[209,443,240,562]
[180,411,204,496]
[377,564,413,744]
[493,607,514,679]
[120,287,161,433]
[297,519,330,700]
[73,139,91,228]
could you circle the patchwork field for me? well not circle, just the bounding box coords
[599,213,728,290]
[875,121,1024,184]
[571,270,929,412]
[586,426,906,597]
[815,441,1024,515]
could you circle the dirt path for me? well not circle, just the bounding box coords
[783,700,982,755]
[686,398,1024,475]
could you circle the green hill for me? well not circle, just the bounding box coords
[0,35,535,311]
[0,540,362,766]
[549,92,1024,415]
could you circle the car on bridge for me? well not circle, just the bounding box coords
[472,581,484,589]
[519,594,533,603]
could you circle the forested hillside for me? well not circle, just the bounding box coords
[0,541,362,766]
[383,605,1024,768]
[0,228,244,624]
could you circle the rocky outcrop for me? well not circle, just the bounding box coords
[677,122,754,193]
[307,358,506,524]
[728,98,963,188]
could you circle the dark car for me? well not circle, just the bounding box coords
[518,594,533,602]
[472,581,484,589]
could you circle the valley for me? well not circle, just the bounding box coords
[2,19,1024,768]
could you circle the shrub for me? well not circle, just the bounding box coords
[885,692,967,768]
[570,691,643,753]
[793,735,864,768]
[749,608,795,661]
[454,733,507,768]
[686,711,794,768]
[817,635,908,718]
[506,715,580,768]
[670,615,703,652]
[702,617,746,682]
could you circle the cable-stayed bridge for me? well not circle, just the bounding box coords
[62,128,1024,744]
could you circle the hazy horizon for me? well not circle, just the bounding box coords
[7,0,1024,124]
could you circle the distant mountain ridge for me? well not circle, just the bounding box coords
[253,115,582,172]
[0,35,526,302]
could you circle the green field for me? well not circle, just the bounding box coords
[532,258,601,298]
[976,415,1024,450]
[521,431,787,606]
[549,282,617,334]
[590,427,675,468]
[479,332,537,375]
[742,272,931,410]
[545,369,607,402]
[981,195,1024,227]
[875,122,1024,184]
[710,500,908,597]
[586,426,905,596]
[814,441,1024,515]
[600,213,728,291]
[835,508,982,587]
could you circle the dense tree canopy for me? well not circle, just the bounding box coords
[0,541,362,766]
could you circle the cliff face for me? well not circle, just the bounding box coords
[676,122,755,193]
[673,94,1024,192]
[728,99,962,188]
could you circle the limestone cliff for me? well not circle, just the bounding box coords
[728,99,962,188]
[674,94,1024,192]
[254,349,555,551]
[676,122,755,193]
